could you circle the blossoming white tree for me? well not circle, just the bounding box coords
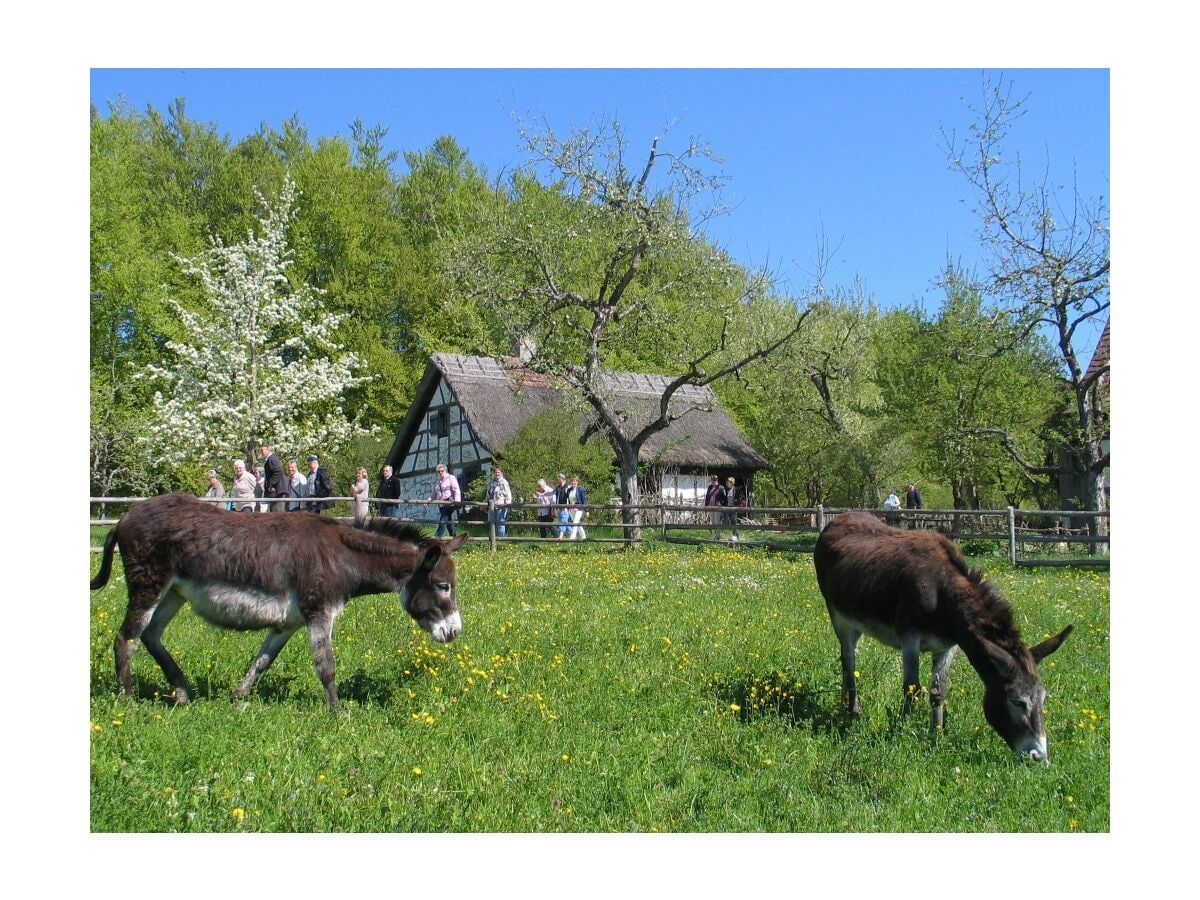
[142,176,372,468]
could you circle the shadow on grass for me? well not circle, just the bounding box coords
[713,671,849,736]
[93,672,267,706]
[335,670,400,706]
[97,665,428,709]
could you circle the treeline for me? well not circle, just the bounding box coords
[90,97,1086,511]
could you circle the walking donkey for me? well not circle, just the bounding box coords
[91,492,467,710]
[813,512,1072,763]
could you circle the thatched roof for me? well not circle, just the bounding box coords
[1083,319,1110,386]
[388,353,768,471]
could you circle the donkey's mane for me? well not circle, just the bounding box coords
[356,518,435,548]
[945,540,1022,652]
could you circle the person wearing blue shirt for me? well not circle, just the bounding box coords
[566,474,588,540]
[486,466,513,537]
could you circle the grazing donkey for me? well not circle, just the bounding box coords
[813,511,1072,763]
[91,492,467,710]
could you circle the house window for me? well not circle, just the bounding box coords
[428,408,449,438]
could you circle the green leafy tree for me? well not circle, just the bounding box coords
[394,136,508,367]
[281,121,418,425]
[90,99,226,496]
[877,266,1065,508]
[491,402,615,505]
[727,289,897,507]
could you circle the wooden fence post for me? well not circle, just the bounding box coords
[1008,506,1017,567]
[488,499,496,553]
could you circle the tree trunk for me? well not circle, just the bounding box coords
[951,477,980,510]
[616,442,642,547]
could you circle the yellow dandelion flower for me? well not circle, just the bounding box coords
[561,754,570,762]
[412,767,423,776]
[231,808,246,822]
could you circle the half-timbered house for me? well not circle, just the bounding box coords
[384,353,768,512]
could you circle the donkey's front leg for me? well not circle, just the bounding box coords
[232,627,299,702]
[928,646,958,734]
[305,615,339,711]
[900,631,924,717]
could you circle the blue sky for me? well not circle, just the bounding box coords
[89,67,1110,359]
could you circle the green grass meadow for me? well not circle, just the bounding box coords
[89,542,1109,832]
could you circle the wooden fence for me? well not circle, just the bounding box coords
[90,495,1109,568]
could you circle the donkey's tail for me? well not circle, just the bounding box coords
[91,529,118,590]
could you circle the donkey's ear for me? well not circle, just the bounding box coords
[1030,624,1074,662]
[443,533,468,553]
[980,638,1021,681]
[418,543,444,573]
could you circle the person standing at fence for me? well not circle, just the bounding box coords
[203,469,227,508]
[554,472,571,540]
[534,478,555,537]
[378,464,401,518]
[721,476,742,542]
[231,459,257,513]
[431,464,461,538]
[260,443,287,513]
[882,488,902,526]
[905,483,923,510]
[306,454,333,514]
[566,474,588,540]
[286,460,308,511]
[350,467,370,522]
[704,474,726,541]
[486,465,513,538]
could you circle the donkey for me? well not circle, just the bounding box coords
[813,511,1072,763]
[91,492,468,710]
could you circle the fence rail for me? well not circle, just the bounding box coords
[89,496,1109,568]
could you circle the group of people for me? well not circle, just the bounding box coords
[882,483,924,512]
[203,445,335,515]
[535,472,589,540]
[200,448,593,537]
[202,450,925,543]
[704,475,746,542]
[348,464,406,522]
[428,465,589,541]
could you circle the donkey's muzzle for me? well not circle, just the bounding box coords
[427,612,462,643]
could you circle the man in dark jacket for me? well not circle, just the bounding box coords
[260,443,288,512]
[905,483,923,509]
[720,476,742,542]
[704,475,726,541]
[306,454,333,513]
[378,464,402,518]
